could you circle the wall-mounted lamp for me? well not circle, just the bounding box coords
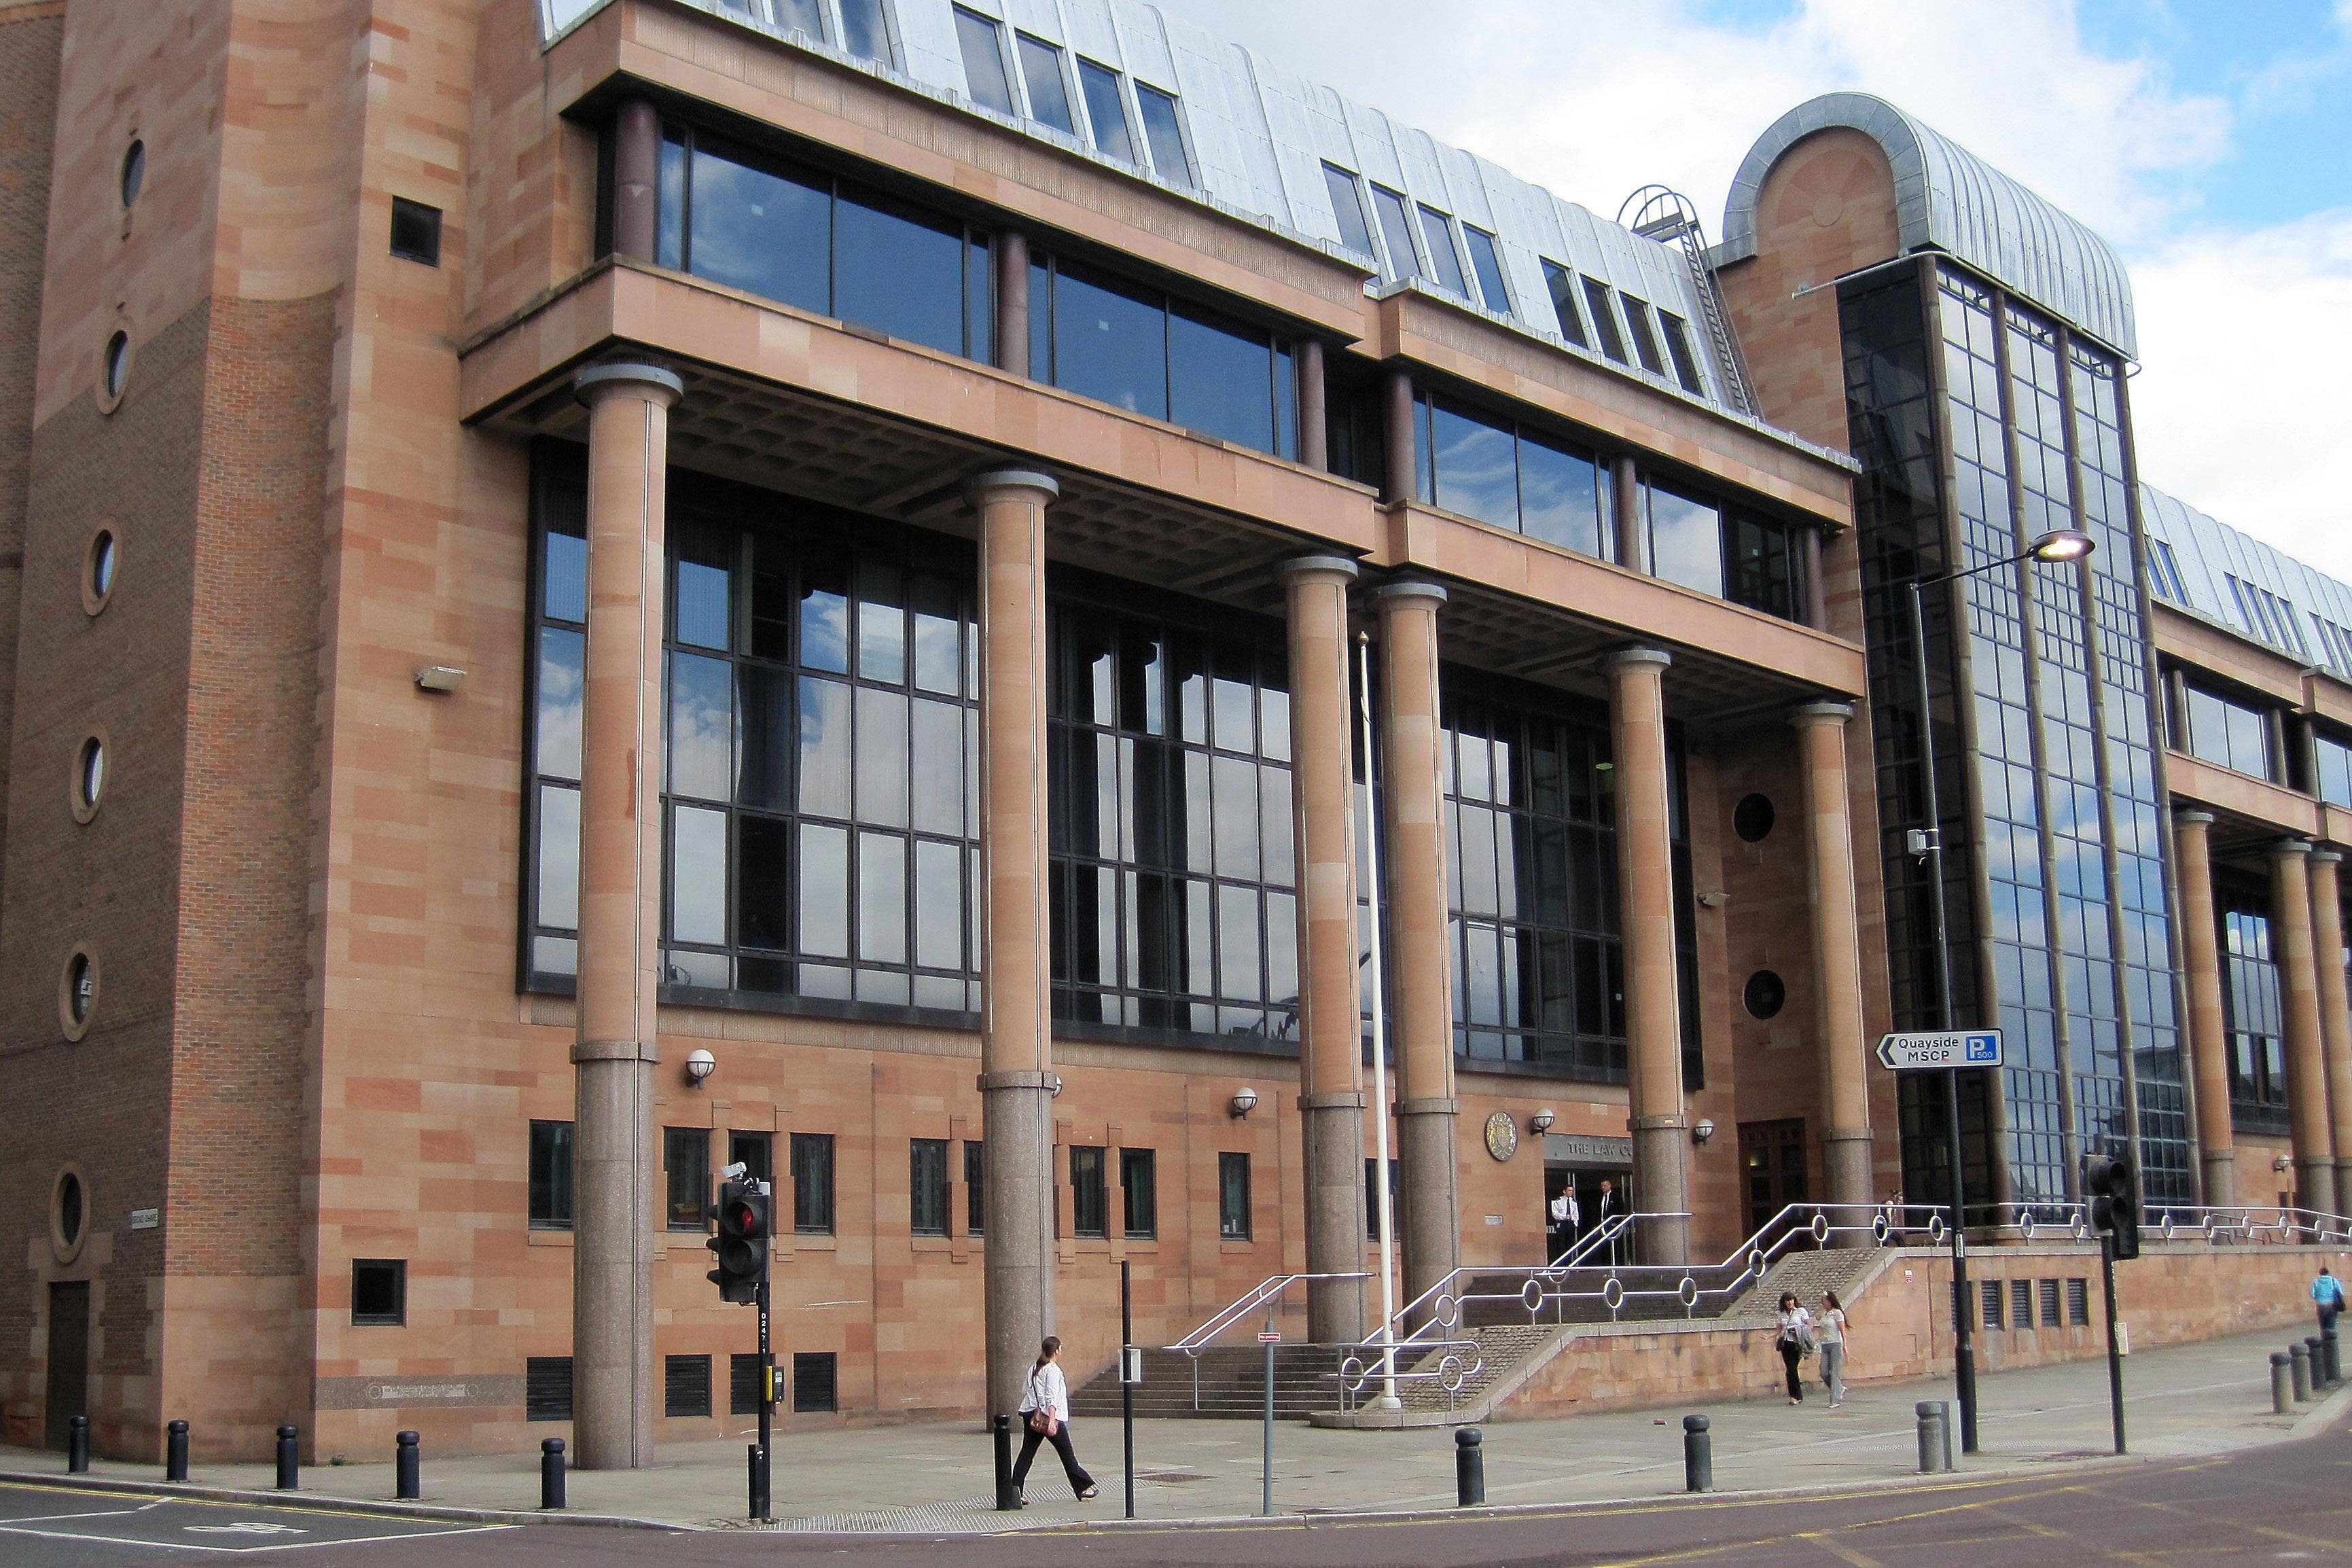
[1230,1086,1258,1119]
[2276,1152,2294,1173]
[1527,1107,1556,1135]
[1697,891,1729,909]
[1050,1074,1065,1099]
[414,664,467,693]
[683,1048,715,1088]
[1692,1118,1717,1146]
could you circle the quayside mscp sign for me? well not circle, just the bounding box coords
[1874,1031,2003,1071]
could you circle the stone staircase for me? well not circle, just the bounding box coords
[1067,1342,1351,1421]
[1722,1246,1885,1327]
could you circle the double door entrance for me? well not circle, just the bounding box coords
[1542,1164,1631,1265]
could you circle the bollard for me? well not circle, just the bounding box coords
[1915,1401,1948,1474]
[2326,1328,2342,1388]
[539,1438,565,1510]
[274,1426,299,1491]
[2274,1351,2295,1414]
[2292,1342,2312,1403]
[166,1420,189,1483]
[1936,1401,1955,1467]
[1681,1414,1713,1493]
[1455,1427,1485,1508]
[67,1415,88,1474]
[395,1431,421,1501]
[993,1414,1018,1510]
[2307,1337,2328,1391]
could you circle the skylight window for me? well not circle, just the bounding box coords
[1016,35,1075,136]
[768,0,824,37]
[836,0,890,62]
[1539,260,1588,348]
[952,7,1014,115]
[1135,85,1194,185]
[1621,295,1668,376]
[1368,185,1420,280]
[2148,537,2187,603]
[1581,277,1628,363]
[1463,226,1510,313]
[1416,205,1469,296]
[1076,58,1135,162]
[1659,310,1706,393]
[1322,164,1374,258]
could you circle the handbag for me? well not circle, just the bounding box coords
[1025,1371,1060,1436]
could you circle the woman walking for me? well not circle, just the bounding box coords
[1012,1336,1099,1504]
[1773,1292,1814,1405]
[1818,1290,1850,1408]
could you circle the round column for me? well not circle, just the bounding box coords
[2273,839,2333,1211]
[611,99,660,263]
[1791,700,1872,1222]
[2311,851,2352,1219]
[1609,647,1688,1266]
[569,359,681,1470]
[2174,811,2234,1205]
[1279,555,1368,1344]
[967,468,1061,1420]
[1376,580,1458,1313]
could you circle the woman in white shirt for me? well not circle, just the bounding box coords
[1818,1291,1850,1408]
[1772,1293,1814,1406]
[1012,1336,1099,1503]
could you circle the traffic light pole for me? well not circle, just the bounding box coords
[2102,1228,2126,1455]
[752,1267,773,1521]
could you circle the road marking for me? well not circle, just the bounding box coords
[1796,1533,1882,1567]
[186,1522,308,1535]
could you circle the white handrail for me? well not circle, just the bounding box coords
[1166,1271,1372,1353]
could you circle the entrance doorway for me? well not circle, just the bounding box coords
[45,1281,88,1450]
[1542,1165,1631,1265]
[1739,1118,1810,1239]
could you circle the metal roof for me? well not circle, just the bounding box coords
[541,0,1855,462]
[1717,92,2137,361]
[2141,484,2352,677]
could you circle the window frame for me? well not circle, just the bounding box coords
[351,1258,406,1327]
[1014,33,1077,137]
[664,1126,711,1232]
[1133,83,1195,185]
[1074,56,1137,163]
[1321,163,1376,259]
[1581,277,1629,363]
[1539,260,1589,349]
[1415,203,1471,297]
[951,5,1016,117]
[529,1119,575,1230]
[1120,1147,1157,1239]
[1070,1143,1108,1239]
[1217,1150,1252,1241]
[791,1131,837,1235]
[910,1136,950,1237]
[1461,225,1511,314]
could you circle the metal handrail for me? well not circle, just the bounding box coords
[1334,1336,1486,1414]
[1165,1271,1372,1353]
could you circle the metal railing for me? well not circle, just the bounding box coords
[1164,1272,1369,1414]
[1974,1200,2352,1247]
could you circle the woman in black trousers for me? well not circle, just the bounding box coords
[1012,1336,1098,1503]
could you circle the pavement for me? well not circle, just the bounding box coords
[2,1325,2342,1538]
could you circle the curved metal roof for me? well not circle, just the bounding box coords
[2142,484,2352,676]
[1717,92,2137,360]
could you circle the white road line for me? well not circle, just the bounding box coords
[0,1520,515,1554]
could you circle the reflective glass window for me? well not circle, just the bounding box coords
[1016,35,1075,135]
[1416,392,1608,563]
[952,7,1015,115]
[1582,277,1628,363]
[686,139,830,315]
[1429,399,1517,531]
[1644,480,1723,597]
[1369,185,1420,279]
[1322,164,1374,258]
[2317,732,2352,809]
[1621,295,1668,375]
[1417,205,1469,296]
[1540,260,1588,348]
[836,0,889,61]
[770,0,825,36]
[1135,86,1193,184]
[1463,226,1510,313]
[1076,59,1134,161]
[1659,310,1706,393]
[1169,302,1275,451]
[1048,260,1167,420]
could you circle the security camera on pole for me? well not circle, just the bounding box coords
[707,1162,774,1520]
[2084,1152,2138,1455]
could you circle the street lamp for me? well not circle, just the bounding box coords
[1904,525,2092,1457]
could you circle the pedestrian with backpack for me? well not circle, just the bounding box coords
[2314,1265,2346,1334]
[1011,1336,1098,1505]
[1772,1292,1815,1405]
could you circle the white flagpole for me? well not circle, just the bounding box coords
[1356,630,1400,1411]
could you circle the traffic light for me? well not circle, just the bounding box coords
[2083,1154,2139,1262]
[706,1179,770,1304]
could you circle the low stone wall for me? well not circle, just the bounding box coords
[1501,1241,2342,1419]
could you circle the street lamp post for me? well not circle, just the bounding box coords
[1902,526,2092,1457]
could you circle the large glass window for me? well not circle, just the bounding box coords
[1016,35,1075,136]
[1029,254,1298,459]
[1322,164,1374,259]
[1412,393,1609,561]
[2178,680,2275,781]
[1076,58,1134,162]
[1135,86,1194,184]
[2317,731,2352,808]
[1048,576,1297,1039]
[1642,480,1723,597]
[1724,508,1803,622]
[952,7,1014,115]
[2220,898,2289,1131]
[654,126,991,363]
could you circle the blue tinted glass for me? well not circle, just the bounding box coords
[1418,207,1468,296]
[953,7,1014,115]
[1464,227,1510,312]
[1169,302,1272,451]
[834,187,965,356]
[1370,186,1419,278]
[1516,432,1601,557]
[1430,400,1517,531]
[1029,260,1050,380]
[543,531,586,623]
[1274,344,1296,460]
[1051,262,1166,419]
[770,0,824,37]
[837,0,889,60]
[1017,35,1075,135]
[674,547,731,650]
[1321,165,1374,257]
[657,133,685,270]
[1077,60,1134,161]
[967,236,991,365]
[1646,483,1722,596]
[1582,278,1626,362]
[1136,86,1192,183]
[537,627,584,782]
[688,143,828,315]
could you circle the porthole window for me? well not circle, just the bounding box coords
[50,1168,88,1264]
[99,329,130,411]
[59,948,99,1040]
[1733,793,1775,843]
[121,139,145,208]
[71,734,105,823]
[84,528,117,615]
[1744,969,1787,1020]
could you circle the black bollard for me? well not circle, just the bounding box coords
[2292,1342,2313,1403]
[1916,1401,1948,1474]
[166,1420,189,1483]
[67,1415,88,1474]
[1681,1414,1712,1493]
[275,1426,299,1491]
[395,1431,421,1501]
[993,1414,1018,1510]
[539,1438,565,1510]
[2307,1337,2329,1391]
[2326,1328,2342,1387]
[2274,1351,2295,1415]
[1455,1427,1485,1508]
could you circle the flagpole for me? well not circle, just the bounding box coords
[1355,630,1400,1411]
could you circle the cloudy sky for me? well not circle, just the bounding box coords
[1177,0,2352,578]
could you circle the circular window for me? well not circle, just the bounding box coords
[99,330,130,411]
[71,734,105,823]
[1733,793,1776,843]
[50,1167,88,1264]
[121,140,145,208]
[84,528,117,615]
[59,948,99,1040]
[1744,969,1787,1020]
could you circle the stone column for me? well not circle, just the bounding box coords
[612,99,660,263]
[2274,839,2334,1211]
[569,359,681,1470]
[2311,851,2352,1218]
[1279,556,1368,1344]
[2174,811,2234,1206]
[1609,647,1688,1265]
[1801,528,1828,630]
[1792,701,1871,1221]
[994,228,1029,376]
[1611,455,1641,572]
[1298,339,1328,471]
[1382,370,1414,505]
[969,469,1061,1419]
[1376,580,1458,1311]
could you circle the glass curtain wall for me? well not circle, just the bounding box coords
[2218,893,2290,1135]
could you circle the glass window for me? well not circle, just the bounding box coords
[1645,480,1723,597]
[729,1130,774,1186]
[1170,301,1277,451]
[1540,260,1588,348]
[1120,1147,1156,1238]
[1217,1151,1251,1240]
[1048,260,1167,420]
[351,1259,405,1326]
[1659,310,1706,393]
[832,187,975,357]
[1071,1145,1107,1238]
[1369,185,1420,279]
[770,0,825,36]
[952,7,1015,115]
[1430,398,1518,531]
[2181,681,2275,781]
[1582,277,1628,363]
[1517,429,1606,560]
[664,1126,709,1231]
[1417,205,1469,296]
[1322,164,1374,258]
[1076,59,1134,161]
[963,1139,984,1236]
[686,138,830,315]
[1135,86,1193,184]
[2317,732,2352,809]
[1463,226,1510,313]
[791,1132,835,1234]
[836,0,889,61]
[1724,509,1802,622]
[1621,295,1668,375]
[1016,35,1075,136]
[529,1120,574,1228]
[1416,392,1608,562]
[910,1137,949,1236]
